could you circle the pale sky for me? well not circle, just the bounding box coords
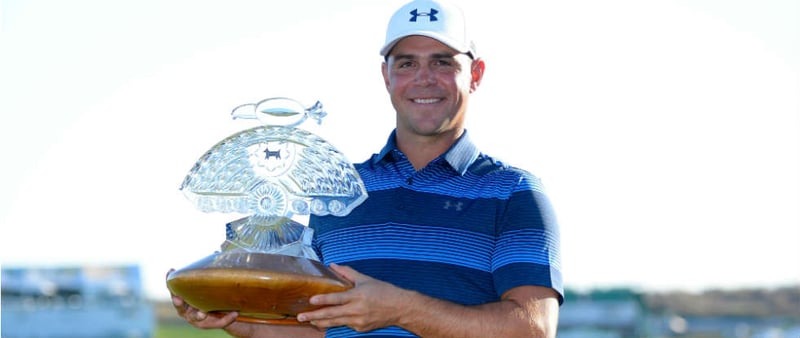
[1,0,798,300]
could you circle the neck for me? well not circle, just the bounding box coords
[396,128,463,170]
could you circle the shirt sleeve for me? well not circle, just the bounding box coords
[491,173,564,304]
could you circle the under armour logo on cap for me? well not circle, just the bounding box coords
[410,8,438,22]
[380,0,477,58]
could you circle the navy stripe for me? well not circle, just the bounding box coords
[494,263,563,300]
[347,259,496,305]
[314,189,499,235]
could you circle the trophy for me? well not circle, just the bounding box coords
[166,97,367,324]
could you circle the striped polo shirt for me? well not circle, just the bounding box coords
[309,130,563,337]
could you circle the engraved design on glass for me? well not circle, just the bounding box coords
[180,98,367,260]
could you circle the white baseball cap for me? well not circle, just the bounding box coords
[380,0,477,59]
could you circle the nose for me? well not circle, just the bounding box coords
[414,65,436,85]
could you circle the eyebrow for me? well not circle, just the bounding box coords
[389,52,459,63]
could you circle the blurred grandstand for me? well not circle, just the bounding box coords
[2,264,155,338]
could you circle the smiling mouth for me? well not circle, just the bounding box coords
[412,98,442,104]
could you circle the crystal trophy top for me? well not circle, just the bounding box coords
[179,97,368,259]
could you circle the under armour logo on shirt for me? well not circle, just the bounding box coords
[443,200,463,211]
[410,8,439,22]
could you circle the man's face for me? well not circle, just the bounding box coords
[382,35,483,138]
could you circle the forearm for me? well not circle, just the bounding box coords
[397,290,558,338]
[223,322,324,338]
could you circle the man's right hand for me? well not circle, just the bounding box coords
[170,293,239,329]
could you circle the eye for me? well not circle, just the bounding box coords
[397,60,415,68]
[432,58,459,73]
[433,59,453,66]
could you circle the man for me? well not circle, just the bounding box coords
[170,0,563,336]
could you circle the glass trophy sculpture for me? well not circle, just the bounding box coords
[166,97,367,324]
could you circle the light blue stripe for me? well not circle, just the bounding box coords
[358,164,543,199]
[326,325,417,337]
[493,229,561,270]
[319,223,494,271]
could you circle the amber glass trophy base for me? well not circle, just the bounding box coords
[167,251,352,325]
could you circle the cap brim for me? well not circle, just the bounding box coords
[380,31,472,57]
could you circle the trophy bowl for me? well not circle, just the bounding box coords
[167,251,353,324]
[168,98,367,325]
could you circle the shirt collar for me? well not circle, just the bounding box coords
[372,129,480,176]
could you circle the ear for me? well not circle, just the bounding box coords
[381,62,391,90]
[469,58,485,93]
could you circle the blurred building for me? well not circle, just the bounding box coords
[557,287,800,338]
[1,264,154,338]
[558,288,649,338]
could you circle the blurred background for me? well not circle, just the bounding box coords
[1,0,798,337]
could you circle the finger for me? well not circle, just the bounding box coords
[297,306,343,324]
[186,310,238,329]
[328,263,363,283]
[307,315,358,330]
[192,310,209,321]
[308,318,340,329]
[212,311,240,322]
[174,298,204,322]
[171,295,185,308]
[216,311,240,328]
[309,289,351,306]
[171,295,190,315]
